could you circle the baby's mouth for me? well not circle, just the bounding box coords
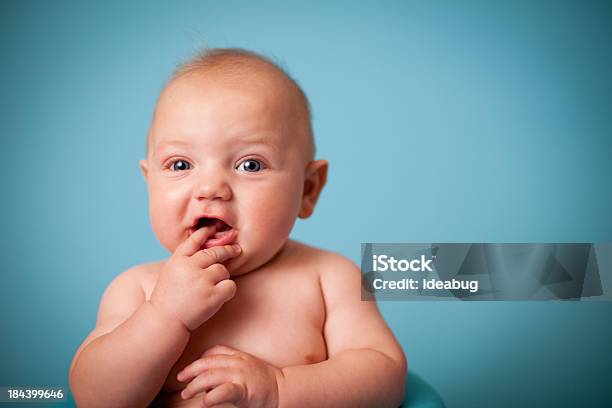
[192,217,237,248]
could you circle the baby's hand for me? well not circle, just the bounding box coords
[177,345,282,408]
[149,226,241,331]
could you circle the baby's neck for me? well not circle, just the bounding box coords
[233,238,295,280]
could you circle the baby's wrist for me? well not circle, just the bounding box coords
[145,300,192,335]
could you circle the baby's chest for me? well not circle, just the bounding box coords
[157,271,327,391]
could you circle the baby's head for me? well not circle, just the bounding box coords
[140,48,328,276]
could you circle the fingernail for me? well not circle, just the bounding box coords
[232,244,241,251]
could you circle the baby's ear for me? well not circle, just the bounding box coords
[139,160,149,182]
[299,160,328,219]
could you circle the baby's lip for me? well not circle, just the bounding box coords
[204,229,238,248]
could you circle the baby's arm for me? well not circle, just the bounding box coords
[279,254,407,407]
[69,266,191,407]
[69,226,240,407]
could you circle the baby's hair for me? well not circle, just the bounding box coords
[147,47,315,160]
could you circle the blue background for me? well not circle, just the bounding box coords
[1,1,611,406]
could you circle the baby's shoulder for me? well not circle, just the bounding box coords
[118,260,163,301]
[101,261,161,303]
[286,240,360,280]
[286,240,363,308]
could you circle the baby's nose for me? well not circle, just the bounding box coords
[194,175,232,201]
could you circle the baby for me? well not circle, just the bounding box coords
[69,48,406,408]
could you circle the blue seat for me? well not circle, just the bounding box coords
[400,371,446,408]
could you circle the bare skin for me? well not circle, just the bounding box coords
[70,238,406,407]
[69,58,406,407]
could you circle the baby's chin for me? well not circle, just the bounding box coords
[222,252,269,278]
[221,239,290,278]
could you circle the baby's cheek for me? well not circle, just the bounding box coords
[255,195,298,232]
[150,212,179,252]
[149,194,183,252]
[242,197,297,252]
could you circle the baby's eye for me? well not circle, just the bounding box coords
[236,159,264,173]
[169,159,191,171]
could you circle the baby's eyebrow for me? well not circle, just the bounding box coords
[161,139,191,146]
[155,139,191,150]
[234,133,282,151]
[153,140,191,156]
[152,134,282,157]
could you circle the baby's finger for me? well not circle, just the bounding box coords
[204,382,245,407]
[180,369,232,400]
[203,264,230,284]
[174,225,217,257]
[192,244,241,269]
[202,344,240,358]
[178,355,238,382]
[214,279,237,303]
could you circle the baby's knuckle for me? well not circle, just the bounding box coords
[193,360,206,373]
[198,368,214,383]
[206,344,226,355]
[211,264,230,278]
[198,250,216,264]
[187,233,200,247]
[198,282,215,296]
[208,263,225,273]
[208,355,226,367]
[206,246,224,259]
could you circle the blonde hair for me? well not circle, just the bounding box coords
[147,47,315,159]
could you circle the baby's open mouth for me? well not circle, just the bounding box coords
[194,217,231,232]
[192,217,237,248]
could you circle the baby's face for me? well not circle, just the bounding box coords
[141,73,313,276]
